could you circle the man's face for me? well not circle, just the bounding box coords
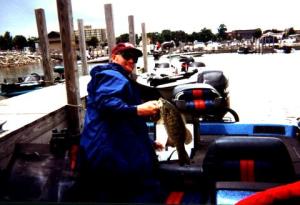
[112,51,138,73]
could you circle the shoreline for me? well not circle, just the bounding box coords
[0,51,41,68]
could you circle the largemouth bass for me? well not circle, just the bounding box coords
[157,97,192,166]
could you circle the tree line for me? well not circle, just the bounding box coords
[0,24,297,50]
[0,31,38,51]
[117,24,230,45]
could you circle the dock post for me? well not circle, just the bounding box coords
[35,8,54,86]
[56,0,82,139]
[128,15,135,46]
[141,23,148,73]
[128,15,138,76]
[77,19,88,76]
[104,4,116,60]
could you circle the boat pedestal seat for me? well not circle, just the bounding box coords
[159,162,202,176]
[158,162,208,204]
[158,161,202,189]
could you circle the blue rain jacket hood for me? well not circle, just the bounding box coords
[80,63,157,179]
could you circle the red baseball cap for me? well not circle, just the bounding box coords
[111,43,143,57]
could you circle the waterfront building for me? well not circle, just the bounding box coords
[47,31,62,52]
[230,29,259,40]
[74,25,107,44]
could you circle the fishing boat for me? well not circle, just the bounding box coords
[237,46,256,54]
[86,56,109,64]
[1,55,300,204]
[53,65,64,74]
[136,54,207,100]
[0,73,45,97]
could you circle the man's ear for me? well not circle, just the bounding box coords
[111,54,117,62]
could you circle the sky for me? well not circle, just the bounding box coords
[0,0,299,38]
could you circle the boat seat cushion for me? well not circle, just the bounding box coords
[202,136,296,183]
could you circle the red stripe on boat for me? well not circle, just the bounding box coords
[194,100,206,109]
[70,144,79,171]
[192,89,203,98]
[165,191,184,205]
[240,160,255,181]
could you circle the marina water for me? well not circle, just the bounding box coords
[1,52,300,122]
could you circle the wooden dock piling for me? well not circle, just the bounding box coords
[128,15,135,46]
[56,0,82,138]
[104,4,116,60]
[77,19,88,76]
[141,23,148,72]
[35,8,54,86]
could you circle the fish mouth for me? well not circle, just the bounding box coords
[157,98,164,108]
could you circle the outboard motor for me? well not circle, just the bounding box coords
[171,80,239,148]
[172,83,224,148]
[197,70,228,99]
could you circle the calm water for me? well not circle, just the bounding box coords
[199,52,300,122]
[1,52,300,122]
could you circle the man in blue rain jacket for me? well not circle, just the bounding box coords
[79,43,164,203]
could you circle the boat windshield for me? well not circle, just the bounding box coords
[23,74,40,82]
[155,63,170,68]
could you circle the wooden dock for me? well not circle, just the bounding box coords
[0,75,90,169]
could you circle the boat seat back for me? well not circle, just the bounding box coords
[202,136,296,183]
[172,83,229,120]
[202,136,296,204]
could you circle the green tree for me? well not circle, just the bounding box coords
[171,30,188,45]
[87,36,99,48]
[13,35,28,50]
[253,28,262,39]
[27,37,38,52]
[286,27,296,36]
[0,31,13,50]
[190,32,201,42]
[161,30,172,41]
[147,32,162,44]
[116,34,129,43]
[199,28,215,43]
[217,24,228,41]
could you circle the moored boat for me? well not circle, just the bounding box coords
[86,56,109,64]
[237,46,256,54]
[0,73,45,97]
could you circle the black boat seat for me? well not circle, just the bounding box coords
[202,136,296,204]
[203,136,296,183]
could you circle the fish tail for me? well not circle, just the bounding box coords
[177,146,190,166]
